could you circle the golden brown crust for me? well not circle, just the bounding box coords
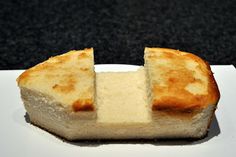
[51,74,77,93]
[205,61,221,105]
[17,48,94,85]
[72,99,94,112]
[145,47,220,113]
[17,53,70,85]
[17,48,95,112]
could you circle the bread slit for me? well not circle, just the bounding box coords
[96,67,151,123]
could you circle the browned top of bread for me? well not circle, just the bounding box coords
[144,47,220,113]
[17,48,95,112]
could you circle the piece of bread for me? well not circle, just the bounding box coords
[17,48,96,140]
[144,47,220,138]
[17,47,220,140]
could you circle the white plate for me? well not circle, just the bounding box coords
[0,64,236,157]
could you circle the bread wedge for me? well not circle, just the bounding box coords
[17,48,96,140]
[144,47,220,138]
[17,47,220,140]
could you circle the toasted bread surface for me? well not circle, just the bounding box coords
[17,48,95,111]
[144,48,220,113]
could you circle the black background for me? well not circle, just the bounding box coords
[0,0,235,69]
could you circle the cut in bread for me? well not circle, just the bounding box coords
[17,47,220,140]
[144,47,220,138]
[96,68,151,124]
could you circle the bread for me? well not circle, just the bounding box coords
[17,47,220,140]
[17,48,95,112]
[144,47,220,138]
[17,48,96,140]
[96,68,150,124]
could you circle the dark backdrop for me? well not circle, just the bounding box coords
[0,0,235,69]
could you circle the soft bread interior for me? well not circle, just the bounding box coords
[96,67,151,123]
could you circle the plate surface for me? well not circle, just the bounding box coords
[0,64,236,157]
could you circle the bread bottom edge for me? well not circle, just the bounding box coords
[29,118,208,142]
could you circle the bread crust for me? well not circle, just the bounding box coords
[145,47,220,114]
[17,48,95,112]
[72,99,94,111]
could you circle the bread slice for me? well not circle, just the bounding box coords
[144,47,220,138]
[17,47,220,140]
[17,48,96,140]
